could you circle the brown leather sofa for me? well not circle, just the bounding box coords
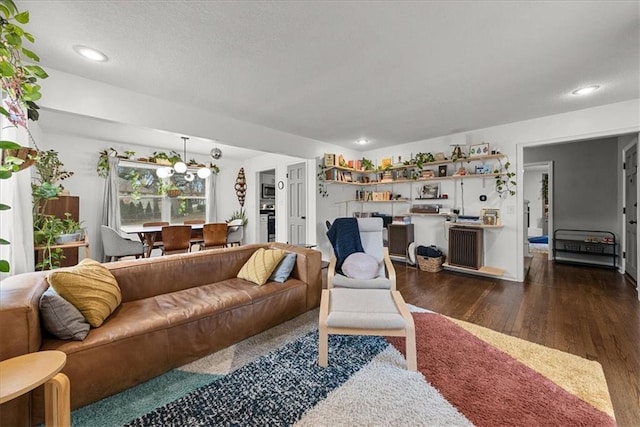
[0,243,322,426]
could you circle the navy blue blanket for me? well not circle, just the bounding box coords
[326,217,364,274]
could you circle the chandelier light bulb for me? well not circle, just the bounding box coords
[184,172,195,182]
[197,167,211,179]
[156,167,169,178]
[174,161,187,173]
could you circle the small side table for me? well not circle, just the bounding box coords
[0,351,70,426]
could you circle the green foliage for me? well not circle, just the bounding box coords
[413,152,434,169]
[360,157,375,171]
[96,147,117,178]
[317,163,328,198]
[0,1,47,272]
[226,208,248,226]
[493,159,516,198]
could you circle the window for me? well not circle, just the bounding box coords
[117,161,208,226]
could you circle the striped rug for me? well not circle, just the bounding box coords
[72,308,616,426]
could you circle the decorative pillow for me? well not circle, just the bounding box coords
[238,248,285,285]
[269,253,297,283]
[39,287,90,341]
[341,252,380,280]
[48,258,122,327]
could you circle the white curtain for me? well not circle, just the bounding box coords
[101,156,121,229]
[0,121,34,278]
[206,173,217,222]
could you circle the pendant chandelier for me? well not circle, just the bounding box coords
[156,136,212,180]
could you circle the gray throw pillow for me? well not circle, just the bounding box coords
[341,252,379,280]
[269,253,297,283]
[39,287,90,341]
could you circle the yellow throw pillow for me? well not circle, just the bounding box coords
[237,248,286,285]
[48,258,122,327]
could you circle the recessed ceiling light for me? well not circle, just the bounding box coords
[571,85,600,96]
[73,45,108,62]
[356,139,369,145]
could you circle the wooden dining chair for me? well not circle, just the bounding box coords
[161,225,192,255]
[142,221,169,257]
[200,223,228,250]
[184,219,205,251]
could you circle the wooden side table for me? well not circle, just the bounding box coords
[0,351,70,426]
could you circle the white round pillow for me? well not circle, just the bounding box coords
[341,252,379,280]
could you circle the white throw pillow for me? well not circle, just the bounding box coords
[341,252,379,280]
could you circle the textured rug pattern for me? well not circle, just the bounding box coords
[72,309,616,427]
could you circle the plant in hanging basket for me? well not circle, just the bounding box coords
[2,146,38,171]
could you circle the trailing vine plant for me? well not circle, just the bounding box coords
[0,0,48,272]
[317,163,328,197]
[493,157,516,197]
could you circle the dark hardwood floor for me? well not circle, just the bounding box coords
[394,253,640,427]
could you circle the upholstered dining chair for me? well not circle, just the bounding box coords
[184,219,205,251]
[160,225,192,255]
[200,223,228,250]
[142,221,169,256]
[226,219,244,247]
[326,217,396,290]
[100,225,145,262]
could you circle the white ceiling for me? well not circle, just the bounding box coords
[22,1,640,155]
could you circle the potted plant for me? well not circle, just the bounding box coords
[55,213,85,244]
[361,157,375,171]
[150,150,182,165]
[226,208,248,226]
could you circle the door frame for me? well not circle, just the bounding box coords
[621,139,638,278]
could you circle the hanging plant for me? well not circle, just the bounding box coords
[317,163,328,198]
[0,1,48,272]
[493,157,516,197]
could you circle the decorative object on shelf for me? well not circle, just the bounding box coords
[475,164,491,175]
[438,165,447,177]
[360,157,375,171]
[421,183,440,199]
[234,167,247,207]
[481,208,500,226]
[381,157,392,169]
[413,152,434,169]
[493,157,516,197]
[435,152,446,161]
[454,167,467,176]
[450,146,466,162]
[421,170,435,179]
[469,142,490,157]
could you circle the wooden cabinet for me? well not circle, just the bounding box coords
[35,195,86,268]
[388,223,414,260]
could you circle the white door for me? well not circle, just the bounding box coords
[287,162,306,245]
[624,143,637,281]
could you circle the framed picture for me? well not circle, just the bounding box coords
[421,183,440,199]
[438,165,447,177]
[475,164,491,175]
[481,208,500,226]
[469,143,490,157]
[381,157,392,169]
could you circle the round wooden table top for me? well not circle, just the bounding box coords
[0,351,67,404]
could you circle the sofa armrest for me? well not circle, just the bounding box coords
[270,243,322,310]
[0,271,49,361]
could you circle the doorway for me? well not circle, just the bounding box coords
[258,169,276,243]
[623,141,638,282]
[523,162,553,260]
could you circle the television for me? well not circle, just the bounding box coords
[261,184,275,199]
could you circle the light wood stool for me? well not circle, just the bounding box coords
[318,288,417,371]
[0,350,70,426]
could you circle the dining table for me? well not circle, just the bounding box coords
[121,223,224,258]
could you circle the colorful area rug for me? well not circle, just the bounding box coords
[72,308,616,426]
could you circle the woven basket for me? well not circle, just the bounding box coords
[418,255,444,272]
[2,147,38,171]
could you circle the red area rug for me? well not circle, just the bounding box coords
[390,313,616,427]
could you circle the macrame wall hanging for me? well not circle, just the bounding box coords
[235,167,247,207]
